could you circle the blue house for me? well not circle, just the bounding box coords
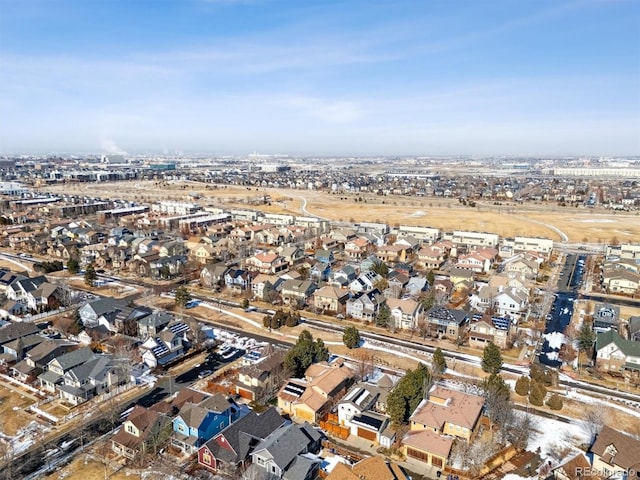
[171,393,248,454]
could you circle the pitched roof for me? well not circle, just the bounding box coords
[252,422,321,470]
[202,407,287,465]
[591,425,640,471]
[410,386,484,431]
[596,329,640,357]
[49,347,95,371]
[402,429,454,459]
[0,322,40,345]
[327,455,410,480]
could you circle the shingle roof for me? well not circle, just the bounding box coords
[0,322,39,345]
[49,346,95,371]
[203,407,287,465]
[591,425,640,471]
[596,329,640,357]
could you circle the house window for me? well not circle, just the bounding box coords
[202,451,212,466]
[126,424,135,434]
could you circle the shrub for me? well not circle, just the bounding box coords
[546,394,563,411]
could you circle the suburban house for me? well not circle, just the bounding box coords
[280,279,317,306]
[251,274,284,302]
[200,263,230,289]
[197,407,288,474]
[602,269,640,295]
[137,311,174,338]
[246,422,322,480]
[337,380,394,445]
[245,252,289,275]
[325,456,410,480]
[592,303,620,333]
[78,297,126,329]
[345,289,386,322]
[549,453,592,480]
[278,361,355,423]
[111,405,170,460]
[424,306,469,339]
[224,268,254,294]
[348,271,382,293]
[344,237,374,260]
[171,393,246,455]
[10,339,77,382]
[468,315,514,349]
[38,346,96,393]
[402,387,485,470]
[139,321,190,368]
[455,248,497,273]
[410,386,485,442]
[590,425,640,477]
[594,330,640,379]
[236,349,285,402]
[416,245,447,270]
[58,354,122,406]
[386,298,423,330]
[629,316,640,342]
[474,284,528,318]
[313,286,350,314]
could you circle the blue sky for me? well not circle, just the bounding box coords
[1,0,639,156]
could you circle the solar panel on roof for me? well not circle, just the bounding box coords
[491,316,511,330]
[283,382,306,397]
[352,414,383,430]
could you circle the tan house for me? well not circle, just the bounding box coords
[313,285,350,314]
[236,349,285,401]
[402,428,454,470]
[245,252,289,275]
[278,361,354,423]
[325,456,410,480]
[409,387,484,442]
[386,298,423,330]
[111,406,169,460]
[416,246,446,270]
[191,244,217,264]
[591,425,640,477]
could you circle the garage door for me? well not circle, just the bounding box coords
[237,388,254,400]
[357,427,376,441]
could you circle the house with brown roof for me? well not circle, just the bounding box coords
[386,298,423,330]
[402,428,454,471]
[325,456,410,480]
[550,453,594,480]
[236,349,285,402]
[313,286,350,314]
[590,425,640,477]
[245,252,289,275]
[111,405,170,460]
[278,361,355,423]
[409,387,484,441]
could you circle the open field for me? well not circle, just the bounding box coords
[0,385,38,435]
[44,456,133,480]
[42,181,640,242]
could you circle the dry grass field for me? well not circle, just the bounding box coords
[0,385,37,435]
[44,181,640,242]
[44,457,133,480]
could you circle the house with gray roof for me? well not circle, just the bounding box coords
[79,297,125,328]
[58,354,122,405]
[137,311,173,338]
[248,422,322,480]
[38,346,95,393]
[197,407,288,475]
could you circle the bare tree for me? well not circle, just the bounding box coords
[352,349,376,381]
[582,404,608,443]
[0,437,15,480]
[508,412,537,451]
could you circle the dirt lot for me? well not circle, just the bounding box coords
[41,181,640,242]
[44,456,132,480]
[0,385,38,435]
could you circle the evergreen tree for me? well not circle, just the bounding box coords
[371,260,389,278]
[528,381,546,406]
[546,394,563,411]
[175,286,192,308]
[515,376,531,396]
[375,303,391,328]
[481,343,503,375]
[67,257,80,274]
[284,330,329,377]
[432,347,446,378]
[386,363,432,425]
[84,264,97,287]
[427,269,435,285]
[342,326,361,349]
[577,322,596,356]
